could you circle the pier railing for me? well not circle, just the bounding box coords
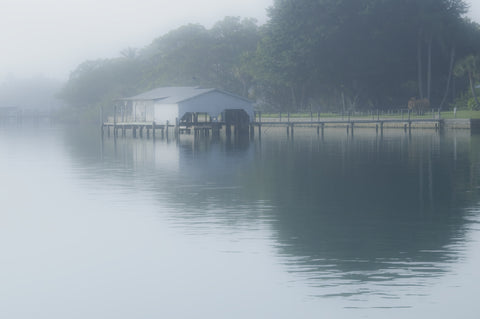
[253,109,447,123]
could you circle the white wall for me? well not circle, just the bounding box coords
[178,91,254,122]
[133,100,154,122]
[153,103,178,124]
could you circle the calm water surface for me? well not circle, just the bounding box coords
[1,126,480,318]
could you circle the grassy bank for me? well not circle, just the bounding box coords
[256,110,480,121]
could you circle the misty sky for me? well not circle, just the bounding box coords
[0,0,272,81]
[1,0,479,82]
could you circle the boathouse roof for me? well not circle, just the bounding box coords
[119,86,251,104]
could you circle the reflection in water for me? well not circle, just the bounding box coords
[62,127,480,307]
[2,124,480,318]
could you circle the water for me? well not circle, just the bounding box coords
[1,126,480,318]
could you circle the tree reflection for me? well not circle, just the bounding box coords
[64,127,480,298]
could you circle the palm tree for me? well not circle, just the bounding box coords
[454,54,480,109]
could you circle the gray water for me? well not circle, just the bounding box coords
[1,126,480,318]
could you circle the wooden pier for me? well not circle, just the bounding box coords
[250,117,443,138]
[103,118,443,140]
[102,109,450,141]
[102,121,225,139]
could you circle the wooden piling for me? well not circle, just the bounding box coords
[113,105,117,137]
[226,124,231,137]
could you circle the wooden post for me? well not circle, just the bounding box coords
[321,123,324,137]
[226,124,231,137]
[174,118,179,138]
[166,121,169,139]
[317,126,320,136]
[152,121,156,139]
[291,123,294,138]
[133,126,137,138]
[287,112,290,123]
[113,105,117,137]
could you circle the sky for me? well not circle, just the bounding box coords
[0,0,479,82]
[0,0,273,81]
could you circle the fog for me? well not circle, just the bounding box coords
[0,0,272,81]
[1,0,479,82]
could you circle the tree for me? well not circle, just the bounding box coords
[454,54,480,108]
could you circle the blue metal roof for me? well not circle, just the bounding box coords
[120,86,253,104]
[120,86,215,103]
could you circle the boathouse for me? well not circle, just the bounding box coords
[116,86,254,126]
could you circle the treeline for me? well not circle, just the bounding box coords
[0,76,63,110]
[59,0,480,118]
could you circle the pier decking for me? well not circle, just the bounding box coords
[101,110,480,140]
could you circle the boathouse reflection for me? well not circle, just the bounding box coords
[64,127,480,297]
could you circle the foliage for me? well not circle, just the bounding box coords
[58,1,480,120]
[252,0,475,111]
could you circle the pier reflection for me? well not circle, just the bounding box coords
[64,126,480,301]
